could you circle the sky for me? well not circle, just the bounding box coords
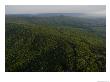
[5,5,106,17]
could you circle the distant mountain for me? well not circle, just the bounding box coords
[6,14,106,28]
[34,13,85,17]
[6,13,106,19]
[6,13,85,17]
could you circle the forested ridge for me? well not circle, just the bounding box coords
[5,15,106,72]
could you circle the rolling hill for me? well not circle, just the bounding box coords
[5,14,106,72]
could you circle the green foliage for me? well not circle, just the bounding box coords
[5,15,106,72]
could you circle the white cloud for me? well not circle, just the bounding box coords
[5,5,106,17]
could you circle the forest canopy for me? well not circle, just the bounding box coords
[5,14,106,72]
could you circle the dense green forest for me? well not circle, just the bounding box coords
[5,15,106,72]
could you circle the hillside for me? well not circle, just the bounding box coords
[5,15,106,72]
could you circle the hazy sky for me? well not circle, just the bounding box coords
[5,5,106,17]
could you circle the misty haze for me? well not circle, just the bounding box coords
[5,5,106,72]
